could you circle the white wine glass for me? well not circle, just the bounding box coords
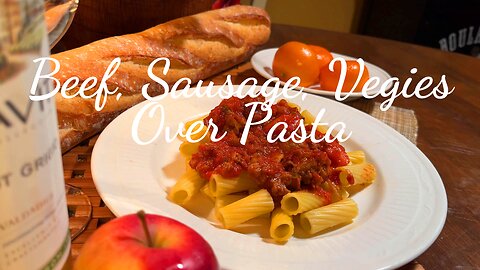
[44,0,78,49]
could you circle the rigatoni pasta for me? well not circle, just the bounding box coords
[338,163,376,186]
[200,184,215,202]
[168,169,205,205]
[214,194,245,220]
[179,140,203,157]
[168,96,376,243]
[214,194,245,212]
[300,109,328,133]
[347,150,365,164]
[299,198,359,234]
[218,189,274,229]
[209,173,257,197]
[270,208,294,242]
[281,191,327,215]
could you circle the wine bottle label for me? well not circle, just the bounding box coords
[0,1,70,270]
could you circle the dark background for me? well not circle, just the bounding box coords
[360,0,480,57]
[53,0,480,58]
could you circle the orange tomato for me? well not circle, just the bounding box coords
[319,60,370,92]
[308,45,333,72]
[272,41,321,87]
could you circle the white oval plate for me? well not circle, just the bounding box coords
[91,87,446,270]
[251,48,393,100]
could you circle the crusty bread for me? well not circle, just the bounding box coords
[53,5,271,153]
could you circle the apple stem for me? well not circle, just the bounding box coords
[136,210,154,248]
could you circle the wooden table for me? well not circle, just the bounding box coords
[62,24,480,269]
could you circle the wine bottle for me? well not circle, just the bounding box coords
[0,0,71,269]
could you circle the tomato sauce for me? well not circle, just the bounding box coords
[189,96,350,201]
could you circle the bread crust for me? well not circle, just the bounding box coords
[54,5,270,153]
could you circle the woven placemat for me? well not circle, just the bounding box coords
[62,99,420,268]
[348,99,418,144]
[63,136,115,259]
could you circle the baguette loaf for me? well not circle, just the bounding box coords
[53,5,271,153]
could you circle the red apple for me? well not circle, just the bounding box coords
[74,212,219,270]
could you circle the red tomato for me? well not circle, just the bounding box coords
[272,41,321,87]
[319,60,370,92]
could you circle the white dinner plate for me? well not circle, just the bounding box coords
[91,87,447,270]
[251,48,393,100]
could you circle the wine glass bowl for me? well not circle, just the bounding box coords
[44,0,78,49]
[65,184,92,239]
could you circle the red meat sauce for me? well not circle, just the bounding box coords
[189,96,351,202]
